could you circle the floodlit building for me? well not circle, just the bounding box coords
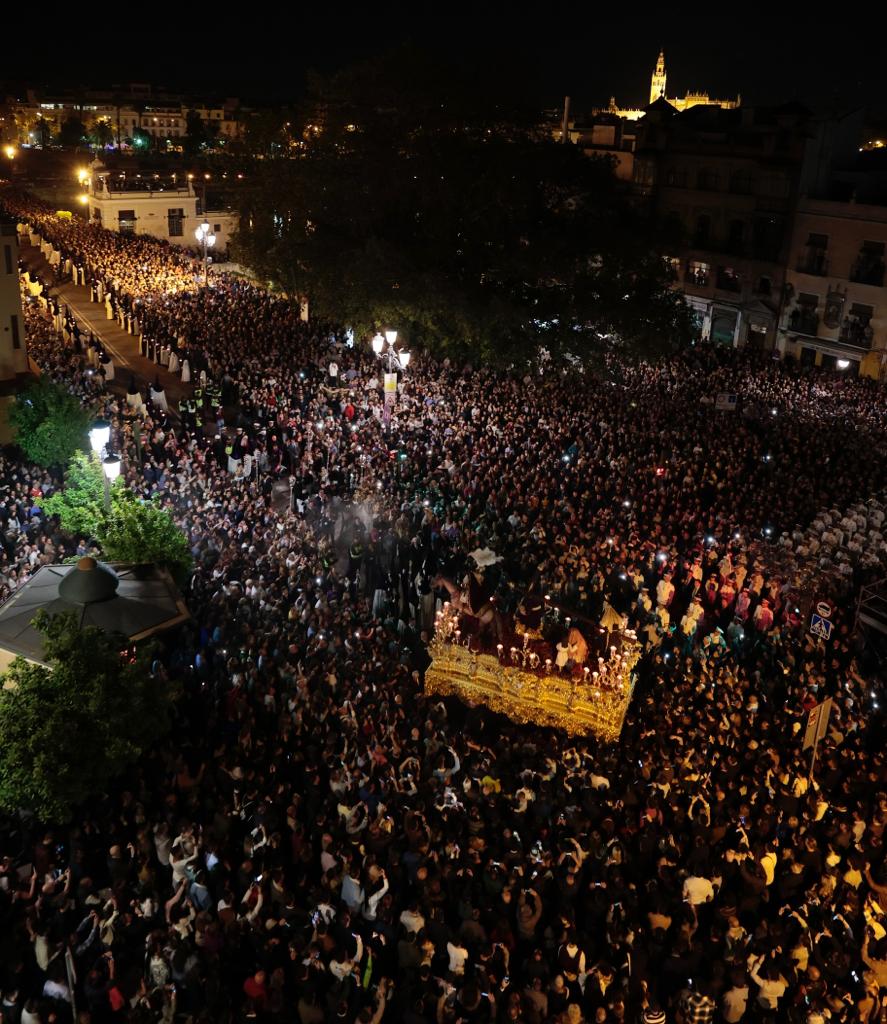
[604,51,740,122]
[84,166,239,253]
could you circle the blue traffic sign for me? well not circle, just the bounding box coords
[810,613,833,641]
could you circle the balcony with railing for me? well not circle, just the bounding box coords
[787,307,820,336]
[92,178,194,198]
[715,268,742,293]
[687,265,710,288]
[838,315,874,350]
[849,256,885,287]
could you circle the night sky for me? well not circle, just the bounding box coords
[2,10,881,115]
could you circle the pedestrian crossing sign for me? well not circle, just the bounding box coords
[809,613,833,641]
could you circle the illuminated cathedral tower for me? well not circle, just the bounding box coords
[602,50,740,121]
[650,51,667,105]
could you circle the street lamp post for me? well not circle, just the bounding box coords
[370,330,412,432]
[194,219,216,286]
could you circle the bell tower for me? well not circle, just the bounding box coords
[650,50,667,104]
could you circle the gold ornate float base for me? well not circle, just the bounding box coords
[424,642,634,742]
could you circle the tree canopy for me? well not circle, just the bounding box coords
[41,452,193,583]
[232,51,693,364]
[0,612,177,822]
[9,378,92,468]
[57,116,87,149]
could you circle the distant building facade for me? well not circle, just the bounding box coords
[633,101,864,357]
[779,198,887,377]
[604,51,740,122]
[0,221,27,384]
[564,115,638,181]
[1,86,243,151]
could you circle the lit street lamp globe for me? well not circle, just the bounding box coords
[89,418,111,456]
[102,454,121,481]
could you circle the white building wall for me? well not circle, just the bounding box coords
[87,186,238,253]
[0,223,28,381]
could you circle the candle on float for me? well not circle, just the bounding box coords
[583,667,590,679]
[545,659,552,673]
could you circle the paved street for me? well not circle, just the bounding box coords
[19,243,188,409]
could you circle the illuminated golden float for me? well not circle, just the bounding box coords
[425,604,640,741]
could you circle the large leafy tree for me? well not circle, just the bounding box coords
[183,110,220,156]
[39,450,112,536]
[232,50,693,364]
[9,379,92,469]
[0,612,178,822]
[57,116,87,150]
[89,118,115,150]
[100,493,193,584]
[41,453,192,583]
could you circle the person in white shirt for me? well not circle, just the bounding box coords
[721,969,749,1024]
[399,903,425,934]
[447,939,469,975]
[363,870,389,921]
[748,954,788,1010]
[682,874,714,905]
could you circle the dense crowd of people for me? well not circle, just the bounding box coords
[0,189,886,1024]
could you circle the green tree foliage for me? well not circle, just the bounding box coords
[232,50,694,364]
[184,110,220,156]
[0,612,178,822]
[58,116,87,149]
[9,379,92,469]
[40,451,115,536]
[33,117,53,148]
[130,127,151,151]
[89,118,115,150]
[100,494,193,584]
[232,108,292,159]
[40,453,192,582]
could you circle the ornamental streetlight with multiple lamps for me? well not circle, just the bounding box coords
[370,330,412,432]
[194,219,216,286]
[370,330,411,374]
